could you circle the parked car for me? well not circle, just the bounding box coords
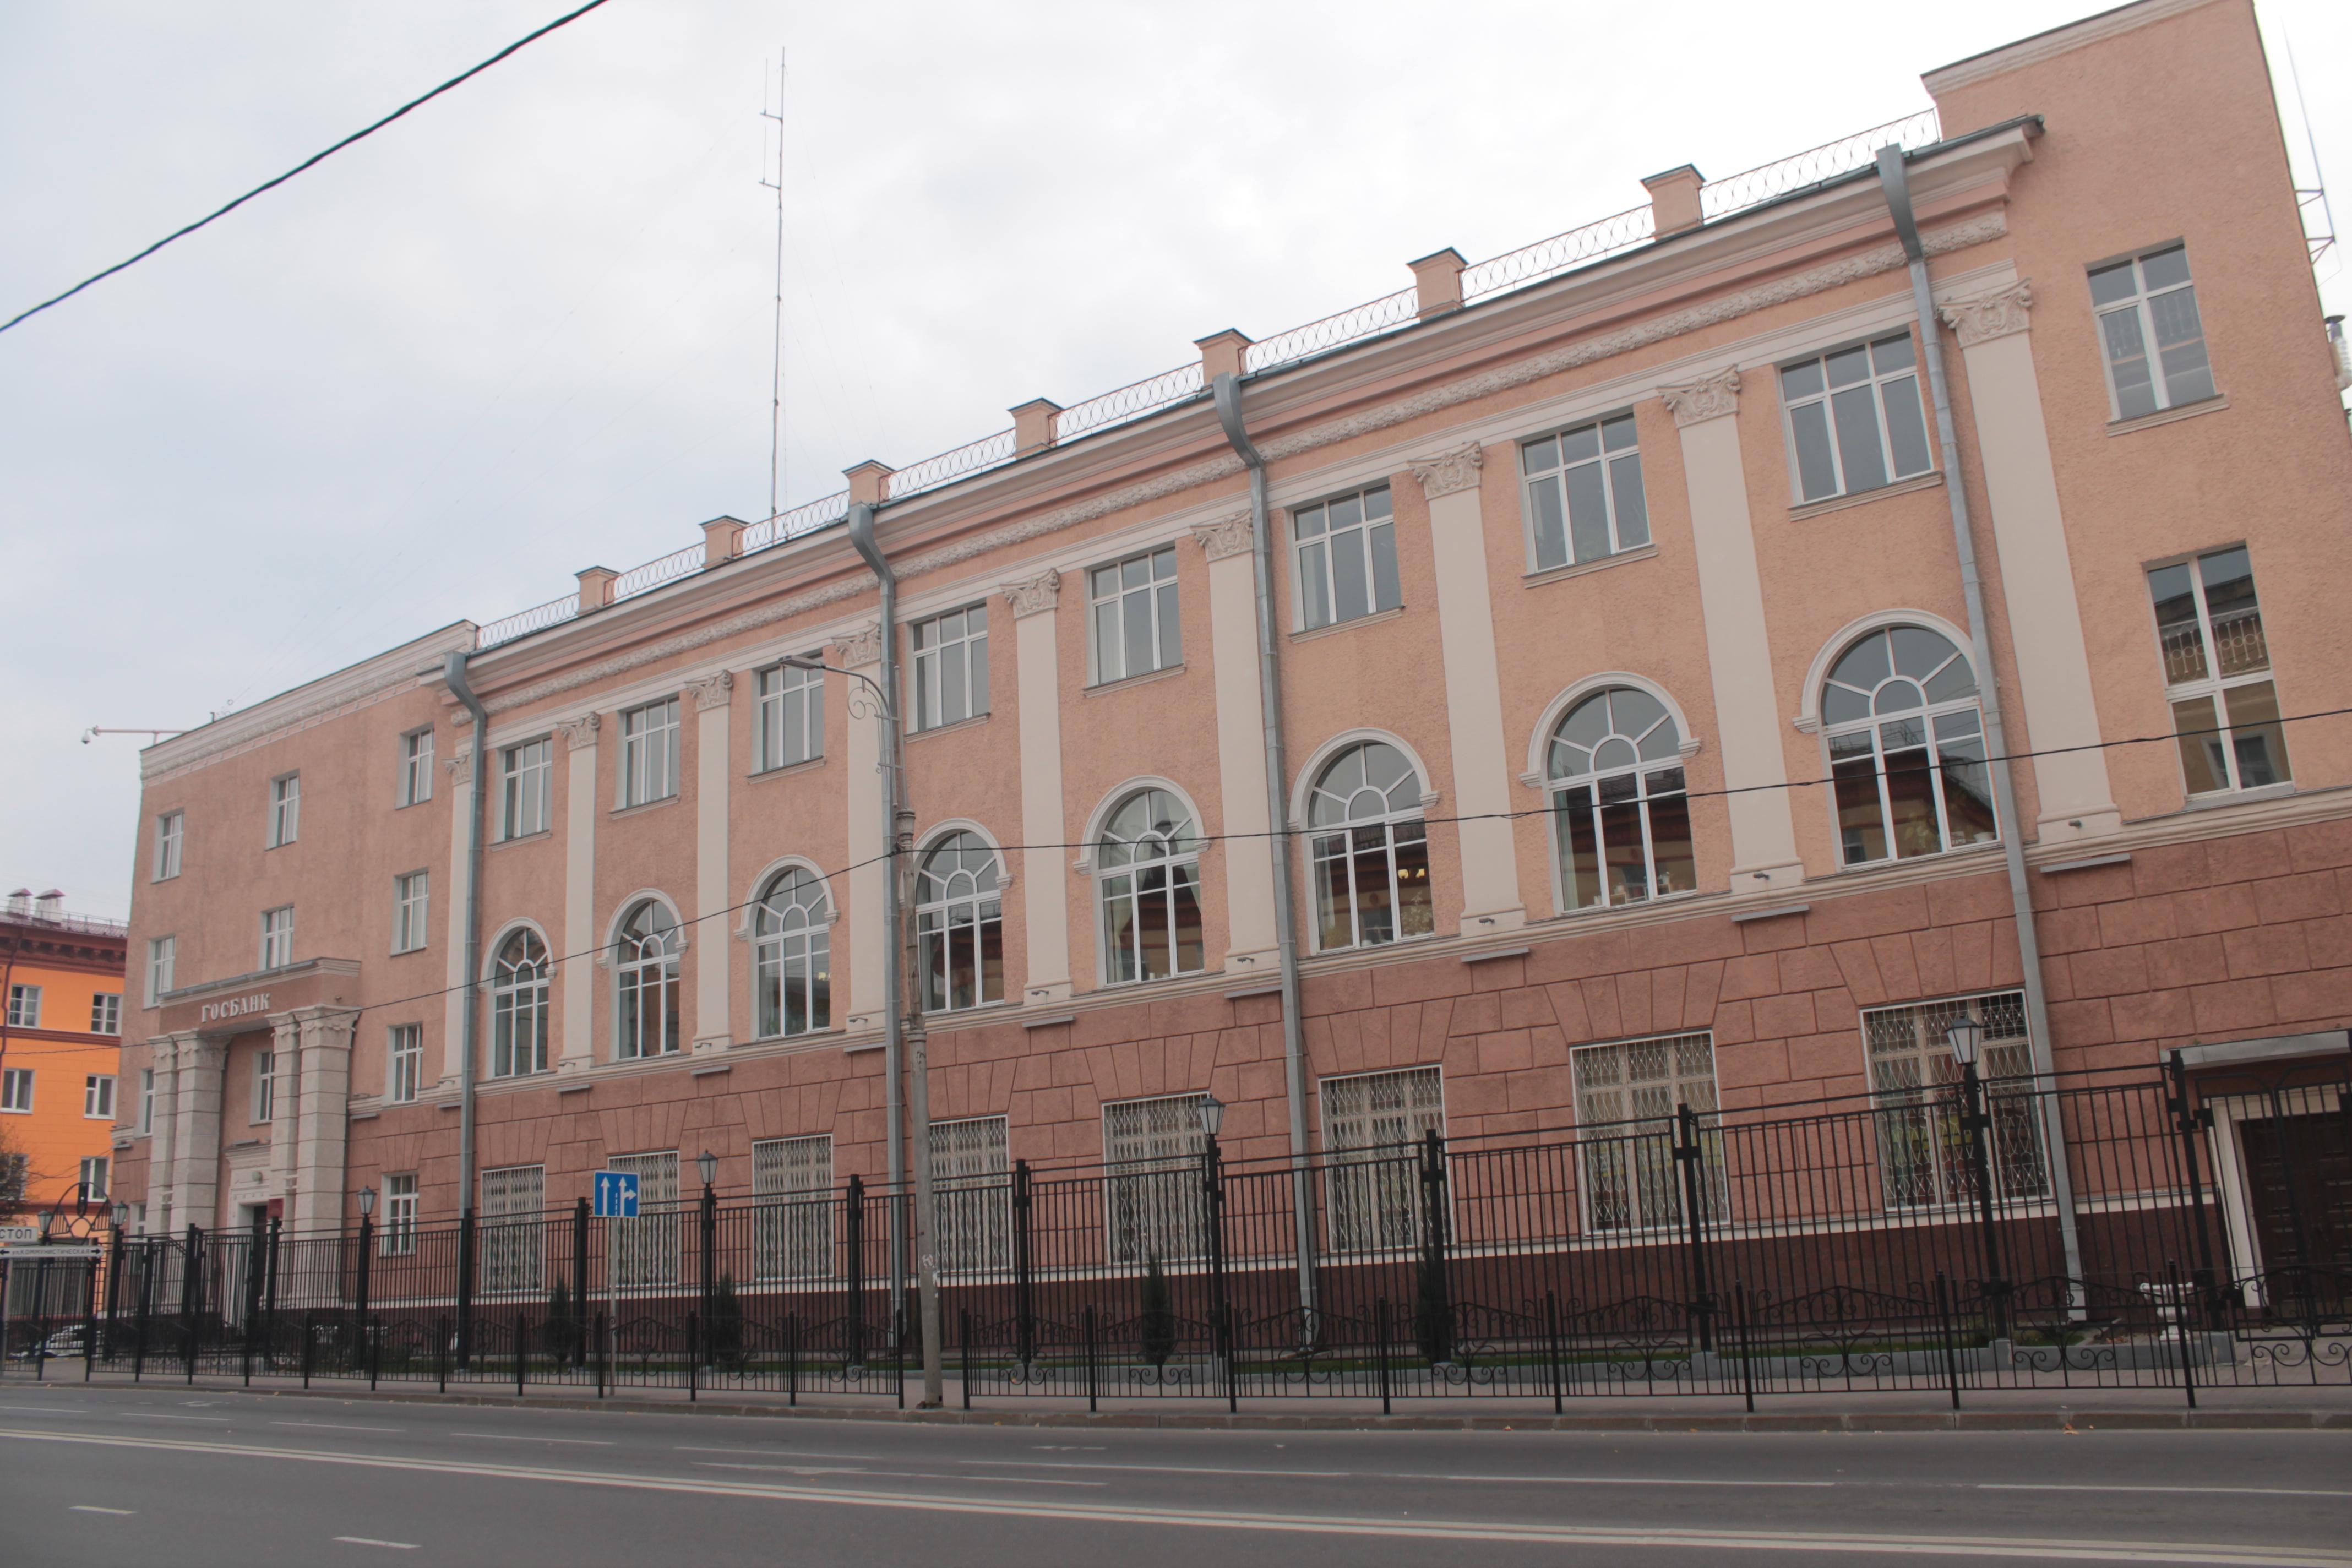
[8,1325,89,1360]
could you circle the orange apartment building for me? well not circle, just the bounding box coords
[2,890,127,1223]
[107,0,2349,1289]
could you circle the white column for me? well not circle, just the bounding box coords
[1409,443,1525,935]
[556,715,600,1068]
[687,674,736,1048]
[144,1034,185,1232]
[1662,371,1804,891]
[1941,281,2121,843]
[439,743,476,1087]
[1191,515,1278,971]
[267,1014,301,1205]
[839,624,888,1032]
[167,1038,226,1234]
[1004,571,1071,1002]
[289,1008,355,1232]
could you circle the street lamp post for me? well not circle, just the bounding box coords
[1944,1020,2010,1339]
[1197,1094,1228,1364]
[355,1185,377,1373]
[697,1149,718,1331]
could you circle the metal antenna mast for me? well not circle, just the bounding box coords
[760,49,788,522]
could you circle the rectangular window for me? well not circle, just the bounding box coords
[393,871,430,953]
[2148,546,2289,796]
[1088,547,1182,684]
[499,738,553,839]
[1521,413,1651,570]
[754,658,825,771]
[2090,244,2214,420]
[478,1164,546,1293]
[85,1074,116,1119]
[79,1156,109,1201]
[618,699,681,807]
[1322,1066,1444,1254]
[252,1050,275,1124]
[1293,485,1401,630]
[260,906,295,970]
[382,1173,418,1256]
[386,1024,423,1104]
[91,993,121,1035]
[752,1135,833,1282]
[268,774,301,847]
[6,984,40,1028]
[147,935,176,1005]
[1864,990,2048,1209]
[138,1068,154,1135]
[1779,332,1933,503]
[2,1068,33,1113]
[1571,1032,1722,1232]
[607,1150,680,1290]
[929,1115,1010,1275]
[154,811,183,880]
[910,605,990,732]
[1102,1094,1207,1266]
[399,729,435,807]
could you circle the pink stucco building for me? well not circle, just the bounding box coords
[111,0,2349,1294]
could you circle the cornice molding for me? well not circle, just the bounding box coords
[684,671,734,712]
[1189,512,1255,561]
[1000,568,1062,619]
[1408,441,1484,500]
[1940,279,2033,347]
[1660,368,1742,427]
[1923,0,2219,93]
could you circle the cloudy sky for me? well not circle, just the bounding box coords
[3,0,2345,919]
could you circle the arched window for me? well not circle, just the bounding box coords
[1821,627,1996,865]
[753,868,831,1038]
[614,901,682,1058]
[1308,742,1433,950]
[1098,790,1204,983]
[489,930,548,1079]
[1548,688,1694,909]
[917,833,1002,1011]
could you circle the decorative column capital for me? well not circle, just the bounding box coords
[684,671,734,712]
[443,748,475,786]
[1000,568,1062,619]
[835,623,883,669]
[1940,279,2034,347]
[1408,440,1485,500]
[556,713,600,750]
[1190,511,1255,562]
[1660,368,1741,427]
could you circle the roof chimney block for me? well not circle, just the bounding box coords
[1641,166,1706,238]
[1194,330,1254,385]
[1409,248,1467,319]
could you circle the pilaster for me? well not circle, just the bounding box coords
[560,715,600,1068]
[1192,513,1278,971]
[1005,570,1071,1001]
[841,625,888,1030]
[289,1007,355,1232]
[440,744,476,1087]
[143,1033,188,1231]
[690,674,734,1047]
[266,1014,301,1206]
[167,1037,226,1234]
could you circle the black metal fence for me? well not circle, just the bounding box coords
[7,1056,2345,1408]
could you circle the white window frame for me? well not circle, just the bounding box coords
[90,992,121,1035]
[393,870,430,954]
[85,1074,115,1120]
[138,1068,154,1135]
[1570,1031,1722,1233]
[1102,1093,1207,1266]
[618,698,682,808]
[1306,742,1434,953]
[752,868,831,1039]
[916,833,1004,1012]
[1,1068,33,1113]
[382,1172,419,1256]
[6,984,40,1028]
[1321,1066,1444,1255]
[614,901,683,1059]
[252,1049,275,1124]
[1291,484,1400,631]
[754,658,825,771]
[1519,412,1650,571]
[1087,547,1182,685]
[1819,627,1997,868]
[267,773,301,847]
[79,1156,109,1201]
[607,1150,680,1290]
[490,930,551,1078]
[386,1023,423,1104]
[153,810,183,880]
[2147,546,2288,797]
[398,728,435,808]
[260,906,295,970]
[1546,688,1695,912]
[1778,331,1934,503]
[1095,790,1205,985]
[147,935,176,1006]
[909,604,990,732]
[2090,244,2214,421]
[499,738,553,839]
[752,1134,833,1283]
[929,1115,1010,1276]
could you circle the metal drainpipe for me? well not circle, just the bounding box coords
[1875,147,2085,1289]
[846,503,939,1399]
[1211,372,1319,1326]
[443,651,492,1230]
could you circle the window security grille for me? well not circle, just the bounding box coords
[479,1164,546,1293]
[1521,413,1650,570]
[607,1150,680,1290]
[752,1135,833,1282]
[1571,1032,1722,1232]
[382,1173,419,1256]
[1103,1095,1207,1266]
[1863,990,2048,1210]
[929,1116,1010,1275]
[1322,1066,1444,1254]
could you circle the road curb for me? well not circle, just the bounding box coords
[36,1380,2352,1433]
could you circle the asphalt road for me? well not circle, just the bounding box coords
[2,1385,2346,1567]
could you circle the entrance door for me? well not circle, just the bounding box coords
[2237,1107,2351,1315]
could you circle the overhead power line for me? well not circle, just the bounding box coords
[0,0,616,337]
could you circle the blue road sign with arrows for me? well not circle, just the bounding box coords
[592,1171,640,1218]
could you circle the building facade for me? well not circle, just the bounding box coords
[2,891,128,1219]
[111,0,2350,1295]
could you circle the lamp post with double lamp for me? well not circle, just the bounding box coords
[697,1149,718,1331]
[1943,1020,2010,1339]
[1197,1093,1228,1359]
[355,1185,377,1371]
[782,655,945,1407]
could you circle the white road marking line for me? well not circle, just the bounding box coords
[1984,1485,2352,1500]
[1434,1473,1836,1488]
[4,1429,2338,1566]
[0,1404,76,1414]
[450,1431,612,1445]
[274,1421,402,1433]
[694,1462,1104,1488]
[70,1505,135,1514]
[675,1445,879,1460]
[124,1413,231,1422]
[332,1538,419,1550]
[966,1459,1350,1478]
